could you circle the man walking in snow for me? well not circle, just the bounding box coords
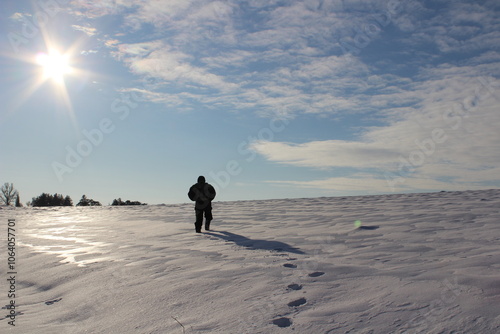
[188,176,216,233]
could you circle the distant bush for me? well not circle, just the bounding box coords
[76,195,101,207]
[111,198,146,206]
[15,194,22,207]
[32,193,73,207]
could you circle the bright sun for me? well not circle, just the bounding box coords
[36,50,72,84]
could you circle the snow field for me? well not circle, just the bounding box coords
[1,189,500,333]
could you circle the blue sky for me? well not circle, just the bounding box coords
[1,0,499,205]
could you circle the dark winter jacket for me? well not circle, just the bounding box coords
[188,182,216,210]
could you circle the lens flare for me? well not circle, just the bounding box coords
[36,50,72,84]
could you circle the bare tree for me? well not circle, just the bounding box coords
[0,183,19,206]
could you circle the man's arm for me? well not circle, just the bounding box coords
[206,185,216,200]
[188,186,197,201]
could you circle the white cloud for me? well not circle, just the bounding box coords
[109,41,239,92]
[71,25,97,36]
[69,0,136,18]
[68,0,416,118]
[252,72,500,192]
[113,41,162,58]
[200,50,256,69]
[251,139,400,169]
[468,51,500,65]
[81,50,98,55]
[131,48,236,92]
[119,88,185,108]
[293,55,369,80]
[131,0,196,23]
[403,1,500,54]
[9,12,28,21]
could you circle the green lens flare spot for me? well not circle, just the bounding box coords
[354,220,362,228]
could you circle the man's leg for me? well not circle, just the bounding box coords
[195,209,203,233]
[204,207,213,230]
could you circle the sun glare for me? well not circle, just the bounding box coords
[10,32,90,130]
[28,46,78,127]
[36,50,72,84]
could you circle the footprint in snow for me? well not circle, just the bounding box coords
[272,317,292,328]
[287,283,302,291]
[308,271,325,277]
[288,297,307,307]
[45,298,62,305]
[283,263,297,268]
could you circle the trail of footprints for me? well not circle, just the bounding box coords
[1,298,62,322]
[271,257,325,328]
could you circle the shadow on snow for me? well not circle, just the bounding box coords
[358,225,380,230]
[206,231,305,255]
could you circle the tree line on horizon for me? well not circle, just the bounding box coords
[1,182,146,207]
[31,193,74,207]
[111,198,147,206]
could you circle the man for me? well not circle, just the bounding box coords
[188,176,216,233]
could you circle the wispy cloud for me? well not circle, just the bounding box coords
[72,0,405,117]
[9,12,29,21]
[115,42,239,92]
[71,25,97,36]
[250,139,401,169]
[69,0,135,18]
[252,73,500,192]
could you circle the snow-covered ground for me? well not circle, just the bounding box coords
[1,189,500,333]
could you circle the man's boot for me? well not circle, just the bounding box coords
[195,222,202,233]
[205,220,211,231]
